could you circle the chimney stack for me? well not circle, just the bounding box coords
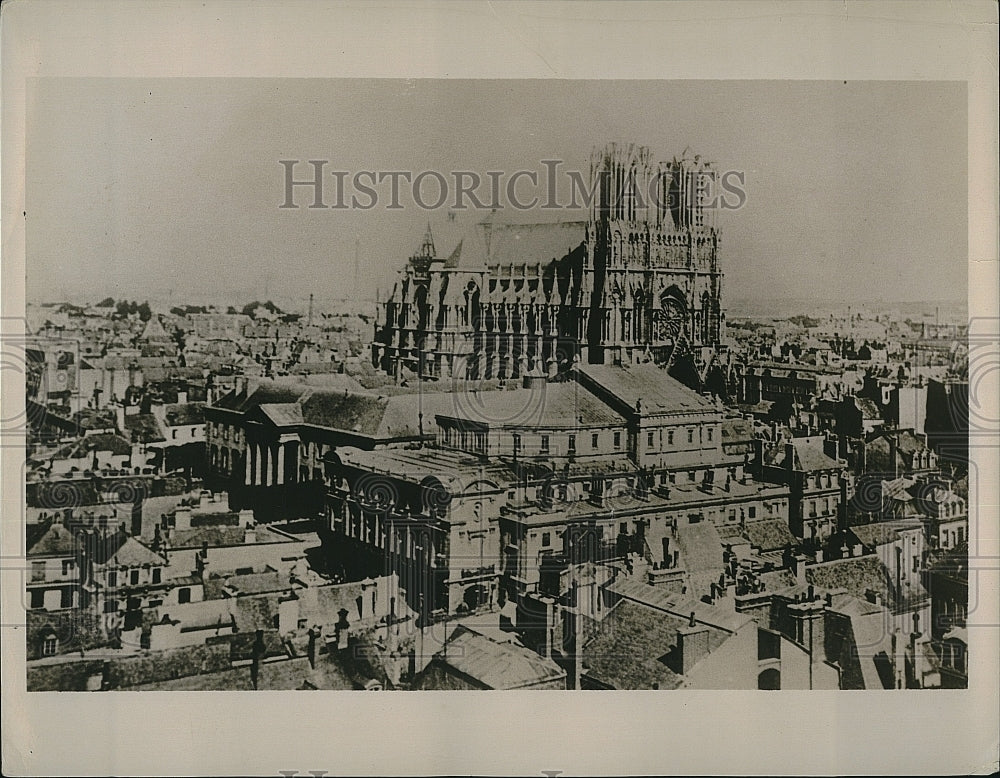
[677,616,710,675]
[174,507,191,531]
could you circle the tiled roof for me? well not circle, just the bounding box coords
[299,392,387,434]
[582,600,687,689]
[577,363,715,415]
[430,626,565,689]
[124,413,166,443]
[849,523,901,548]
[436,382,623,429]
[167,524,294,549]
[27,523,78,557]
[257,403,305,427]
[743,518,796,552]
[763,438,841,472]
[162,402,205,427]
[102,536,166,568]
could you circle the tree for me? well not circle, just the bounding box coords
[137,301,152,321]
[96,297,115,308]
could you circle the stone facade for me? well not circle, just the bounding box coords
[372,143,724,381]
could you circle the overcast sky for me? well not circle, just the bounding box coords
[26,78,967,307]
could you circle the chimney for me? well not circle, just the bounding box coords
[865,588,883,606]
[177,390,188,405]
[335,608,350,651]
[174,507,191,531]
[540,596,555,659]
[307,626,319,669]
[238,509,255,528]
[244,526,257,544]
[784,441,796,471]
[677,614,711,675]
[250,629,265,689]
[792,554,809,585]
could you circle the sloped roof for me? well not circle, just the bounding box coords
[257,403,305,427]
[27,523,78,557]
[162,402,205,427]
[139,315,172,343]
[123,413,166,443]
[444,220,586,269]
[763,438,840,472]
[430,625,565,689]
[578,363,715,415]
[436,382,623,429]
[91,535,165,568]
[582,589,743,690]
[743,518,796,552]
[721,417,755,445]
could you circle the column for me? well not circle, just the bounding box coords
[245,445,252,485]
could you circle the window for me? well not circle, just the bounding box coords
[61,560,74,576]
[659,473,668,486]
[30,589,44,609]
[707,428,714,442]
[172,429,178,440]
[913,556,919,573]
[61,588,73,608]
[129,569,140,586]
[667,430,674,445]
[688,471,696,482]
[592,432,599,449]
[31,561,45,582]
[107,571,118,588]
[613,432,621,448]
[178,587,191,604]
[152,568,161,584]
[541,532,551,547]
[647,431,655,448]
[540,435,549,454]
[568,435,576,454]
[513,433,521,453]
[42,635,58,657]
[687,429,694,444]
[748,507,756,519]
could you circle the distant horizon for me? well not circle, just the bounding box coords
[26,79,968,305]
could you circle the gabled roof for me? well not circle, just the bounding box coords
[27,523,78,558]
[89,534,165,568]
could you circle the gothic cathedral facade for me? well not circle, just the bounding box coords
[372,143,725,382]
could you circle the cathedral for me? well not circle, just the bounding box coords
[372,143,725,382]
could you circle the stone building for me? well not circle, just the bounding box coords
[372,143,725,382]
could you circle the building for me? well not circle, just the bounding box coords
[757,436,849,543]
[412,625,566,690]
[323,363,796,618]
[373,143,724,382]
[26,522,81,612]
[204,377,458,520]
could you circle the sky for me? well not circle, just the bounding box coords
[26,78,967,308]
